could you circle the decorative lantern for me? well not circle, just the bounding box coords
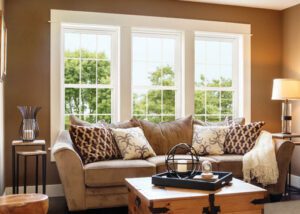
[165,143,200,179]
[18,106,41,142]
[201,160,213,179]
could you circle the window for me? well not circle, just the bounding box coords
[51,10,251,152]
[194,35,238,122]
[63,26,118,128]
[131,30,181,123]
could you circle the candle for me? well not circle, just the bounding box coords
[23,130,34,141]
[177,160,187,173]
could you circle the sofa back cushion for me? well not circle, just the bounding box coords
[139,115,193,155]
[69,115,141,129]
[194,117,245,126]
[69,125,120,164]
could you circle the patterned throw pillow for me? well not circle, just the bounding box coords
[192,125,229,155]
[111,127,156,160]
[224,121,265,155]
[69,125,120,164]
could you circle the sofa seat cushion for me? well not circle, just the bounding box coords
[209,155,243,178]
[84,159,156,187]
[147,155,218,173]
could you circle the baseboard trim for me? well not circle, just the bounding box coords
[4,184,65,197]
[290,174,300,189]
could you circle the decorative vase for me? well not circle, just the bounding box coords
[18,106,41,142]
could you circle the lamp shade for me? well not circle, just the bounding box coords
[272,78,300,100]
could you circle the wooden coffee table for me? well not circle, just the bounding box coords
[125,177,266,214]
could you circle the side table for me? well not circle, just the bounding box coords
[12,140,47,194]
[0,194,48,214]
[272,133,300,194]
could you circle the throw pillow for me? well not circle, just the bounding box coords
[111,127,156,160]
[69,125,120,164]
[224,121,265,155]
[139,115,193,155]
[192,125,229,155]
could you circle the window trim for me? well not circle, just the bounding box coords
[51,10,251,161]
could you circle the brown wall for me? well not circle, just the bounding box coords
[4,0,282,186]
[282,4,300,176]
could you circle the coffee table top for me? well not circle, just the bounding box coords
[125,177,266,201]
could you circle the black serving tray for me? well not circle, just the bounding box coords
[152,171,232,191]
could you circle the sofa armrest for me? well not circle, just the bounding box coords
[52,131,86,211]
[266,139,295,195]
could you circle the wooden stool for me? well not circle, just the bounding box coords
[0,194,48,214]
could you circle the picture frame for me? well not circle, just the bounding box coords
[0,11,7,82]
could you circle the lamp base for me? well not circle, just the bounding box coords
[281,100,292,134]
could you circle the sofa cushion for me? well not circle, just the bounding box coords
[147,155,218,173]
[108,118,141,129]
[209,155,243,178]
[69,115,141,129]
[193,117,245,126]
[84,159,156,187]
[111,127,156,160]
[139,115,193,155]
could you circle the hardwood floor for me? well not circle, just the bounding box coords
[49,187,300,214]
[48,197,127,214]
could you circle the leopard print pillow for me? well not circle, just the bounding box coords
[69,125,120,164]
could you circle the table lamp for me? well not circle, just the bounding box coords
[272,78,300,134]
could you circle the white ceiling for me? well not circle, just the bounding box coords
[181,0,300,10]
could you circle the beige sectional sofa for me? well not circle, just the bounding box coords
[52,118,295,211]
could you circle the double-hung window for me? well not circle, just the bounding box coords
[194,34,238,122]
[131,30,182,123]
[63,25,118,128]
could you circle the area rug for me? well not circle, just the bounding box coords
[265,200,300,214]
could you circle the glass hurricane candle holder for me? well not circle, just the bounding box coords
[18,106,41,142]
[201,160,213,179]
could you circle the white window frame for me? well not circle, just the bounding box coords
[194,33,240,120]
[51,10,251,161]
[131,28,182,121]
[62,25,119,125]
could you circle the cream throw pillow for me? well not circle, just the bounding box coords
[192,125,229,155]
[111,127,156,160]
